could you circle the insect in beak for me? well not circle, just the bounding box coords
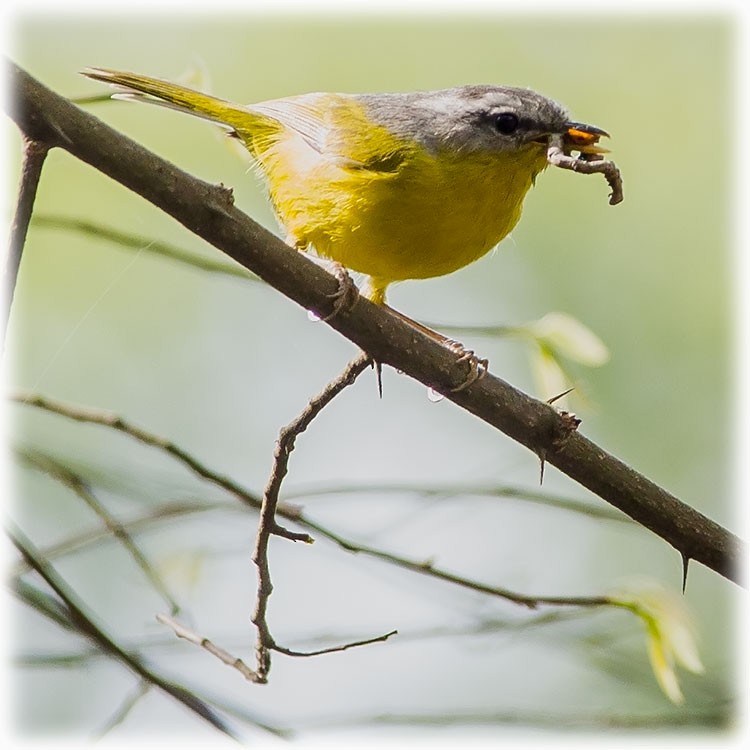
[563,121,610,154]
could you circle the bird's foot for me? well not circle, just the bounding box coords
[446,340,489,392]
[320,262,359,321]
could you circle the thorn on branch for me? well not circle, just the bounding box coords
[547,387,575,406]
[536,397,582,485]
[374,360,384,399]
[681,553,691,594]
[215,182,234,208]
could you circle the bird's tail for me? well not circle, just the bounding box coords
[81,67,266,136]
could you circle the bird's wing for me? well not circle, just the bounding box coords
[250,94,330,154]
[250,94,410,173]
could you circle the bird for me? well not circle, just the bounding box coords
[82,68,621,387]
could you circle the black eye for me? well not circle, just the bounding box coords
[494,112,519,135]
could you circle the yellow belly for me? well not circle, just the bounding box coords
[259,112,548,303]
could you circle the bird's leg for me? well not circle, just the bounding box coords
[318,262,359,321]
[288,235,359,321]
[383,304,489,392]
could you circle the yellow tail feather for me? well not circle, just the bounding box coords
[81,67,263,135]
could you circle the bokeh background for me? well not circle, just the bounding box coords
[5,7,741,744]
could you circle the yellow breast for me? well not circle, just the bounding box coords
[252,97,549,303]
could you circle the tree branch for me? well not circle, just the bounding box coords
[6,61,743,584]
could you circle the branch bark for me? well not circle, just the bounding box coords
[6,60,743,585]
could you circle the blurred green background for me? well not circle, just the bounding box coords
[6,10,738,742]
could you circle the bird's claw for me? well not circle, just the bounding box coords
[446,340,489,392]
[320,263,359,321]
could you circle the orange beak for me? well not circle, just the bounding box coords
[563,121,610,154]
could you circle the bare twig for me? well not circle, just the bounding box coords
[252,352,374,682]
[420,322,520,338]
[5,136,49,335]
[7,62,742,584]
[285,482,631,523]
[8,523,240,739]
[10,390,264,509]
[18,449,181,614]
[31,214,260,281]
[300,513,613,610]
[95,681,151,738]
[273,629,399,658]
[10,496,224,577]
[156,614,261,682]
[155,612,397,681]
[259,352,373,541]
[290,610,588,651]
[305,706,729,731]
[12,576,80,633]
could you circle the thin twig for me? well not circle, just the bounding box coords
[289,610,588,651]
[301,512,613,610]
[10,390,264,509]
[272,629,399,658]
[260,352,373,541]
[5,136,49,336]
[156,614,261,682]
[285,482,631,523]
[252,352,373,682]
[155,613,397,681]
[8,522,241,739]
[305,706,729,731]
[31,214,260,281]
[95,681,151,738]
[420,322,520,338]
[10,496,226,577]
[19,448,181,614]
[12,576,79,633]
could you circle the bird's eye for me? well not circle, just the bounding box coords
[494,112,519,135]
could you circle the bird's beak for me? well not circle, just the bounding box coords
[563,121,610,154]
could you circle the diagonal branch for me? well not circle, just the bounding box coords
[18,449,182,614]
[11,391,261,505]
[8,523,240,739]
[6,61,743,585]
